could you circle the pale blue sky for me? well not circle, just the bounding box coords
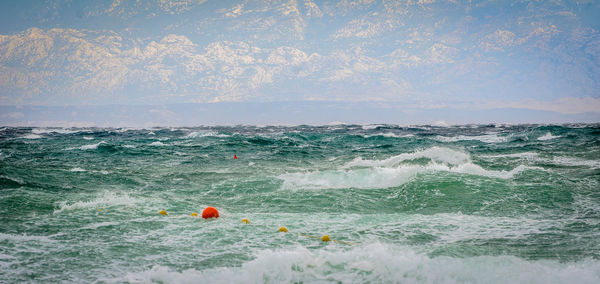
[1,0,599,125]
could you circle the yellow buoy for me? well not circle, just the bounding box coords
[97,208,102,212]
[278,226,288,232]
[241,218,249,224]
[191,212,198,217]
[159,210,168,215]
[321,235,331,242]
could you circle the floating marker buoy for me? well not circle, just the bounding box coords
[234,154,238,159]
[241,218,249,224]
[278,227,288,232]
[159,210,168,215]
[98,209,102,212]
[321,235,331,242]
[202,206,219,219]
[191,212,198,217]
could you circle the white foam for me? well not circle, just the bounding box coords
[81,221,120,230]
[363,133,414,138]
[435,133,508,143]
[149,141,166,146]
[54,192,137,214]
[83,136,94,140]
[0,232,54,243]
[537,132,560,141]
[281,147,534,190]
[552,156,600,168]
[479,152,539,160]
[0,175,24,185]
[280,166,422,190]
[119,243,600,284]
[280,162,531,190]
[66,141,106,150]
[69,167,87,172]
[361,124,385,130]
[22,134,42,139]
[123,144,136,148]
[183,131,230,138]
[32,128,82,134]
[344,147,470,168]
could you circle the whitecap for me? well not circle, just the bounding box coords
[282,147,535,190]
[22,134,42,139]
[363,133,414,138]
[32,128,81,135]
[279,162,532,190]
[552,156,600,168]
[183,131,230,139]
[361,124,385,130]
[69,167,86,172]
[344,147,470,168]
[0,232,54,243]
[72,141,106,150]
[118,243,600,284]
[54,192,137,214]
[81,221,120,230]
[537,132,561,141]
[479,152,539,160]
[435,133,508,143]
[149,141,166,146]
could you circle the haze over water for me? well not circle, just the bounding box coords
[1,124,599,282]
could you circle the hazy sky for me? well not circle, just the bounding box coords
[1,0,599,125]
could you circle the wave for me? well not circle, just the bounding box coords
[149,141,167,146]
[361,124,387,130]
[65,141,106,151]
[344,147,470,168]
[0,232,55,243]
[362,133,414,138]
[183,131,230,139]
[81,221,120,230]
[280,165,422,190]
[32,128,89,135]
[0,175,25,187]
[552,156,600,168]
[21,134,42,139]
[53,192,137,214]
[537,132,561,141]
[435,133,508,143]
[280,147,534,190]
[119,243,600,284]
[279,163,531,190]
[479,152,539,159]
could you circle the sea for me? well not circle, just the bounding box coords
[1,124,599,283]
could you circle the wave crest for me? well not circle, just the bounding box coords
[280,147,535,190]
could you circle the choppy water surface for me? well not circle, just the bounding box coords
[1,124,599,283]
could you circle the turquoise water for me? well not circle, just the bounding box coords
[1,124,599,283]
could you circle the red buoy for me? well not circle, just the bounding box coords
[234,154,238,159]
[202,206,219,219]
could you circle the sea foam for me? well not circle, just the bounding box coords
[435,132,508,143]
[280,147,534,190]
[120,243,600,284]
[538,132,561,141]
[54,192,137,214]
[65,141,106,150]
